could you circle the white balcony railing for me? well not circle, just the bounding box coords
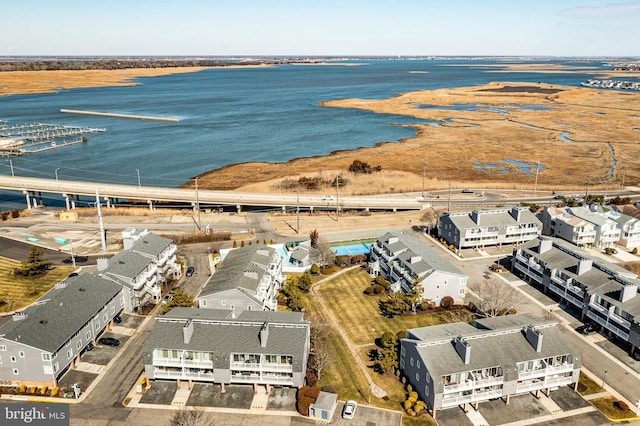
[154,357,213,369]
[230,362,293,372]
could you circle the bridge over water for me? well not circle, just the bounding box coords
[0,176,428,212]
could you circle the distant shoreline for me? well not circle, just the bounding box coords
[0,64,269,97]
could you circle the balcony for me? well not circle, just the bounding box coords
[230,362,293,372]
[441,393,475,408]
[154,357,214,369]
[443,381,475,394]
[153,368,214,380]
[231,374,293,385]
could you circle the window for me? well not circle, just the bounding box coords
[415,373,420,382]
[426,371,431,383]
[86,331,92,340]
[43,365,53,375]
[103,313,107,322]
[417,360,420,369]
[42,353,51,361]
[67,349,73,360]
[459,288,466,296]
[401,346,406,356]
[0,345,6,351]
[53,362,59,372]
[425,385,429,397]
[221,300,226,306]
[400,359,405,369]
[110,306,115,314]
[247,305,252,311]
[10,356,16,363]
[200,299,207,307]
[230,304,235,310]
[410,357,414,366]
[94,322,100,331]
[18,351,25,358]
[76,341,82,350]
[12,369,18,375]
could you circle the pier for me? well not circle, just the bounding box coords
[0,121,105,156]
[60,109,179,123]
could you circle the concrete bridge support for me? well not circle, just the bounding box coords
[23,190,32,210]
[147,200,154,210]
[63,194,70,210]
[236,205,242,213]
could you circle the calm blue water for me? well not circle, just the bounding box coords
[0,59,607,208]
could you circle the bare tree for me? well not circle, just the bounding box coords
[310,237,335,266]
[311,337,332,381]
[169,406,212,426]
[469,278,519,317]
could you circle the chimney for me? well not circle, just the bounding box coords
[539,237,553,254]
[259,322,269,348]
[510,206,523,222]
[12,311,28,321]
[410,255,422,264]
[97,257,109,272]
[620,282,638,303]
[182,319,194,344]
[576,257,592,275]
[244,270,259,279]
[471,210,480,225]
[524,325,543,352]
[453,336,471,364]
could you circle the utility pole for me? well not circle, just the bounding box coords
[9,159,14,177]
[533,161,540,196]
[96,188,107,252]
[195,177,201,230]
[336,174,340,221]
[296,188,300,234]
[422,158,427,198]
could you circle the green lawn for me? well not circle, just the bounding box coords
[316,268,474,346]
[0,258,74,313]
[577,371,602,396]
[589,396,639,421]
[293,267,472,424]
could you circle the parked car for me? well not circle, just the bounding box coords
[85,342,94,351]
[461,189,473,193]
[186,266,195,277]
[98,337,120,347]
[342,400,357,420]
[322,195,334,201]
[113,315,122,324]
[67,272,79,278]
[631,351,640,361]
[162,294,173,305]
[576,323,597,335]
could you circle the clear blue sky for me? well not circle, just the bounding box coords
[2,0,639,57]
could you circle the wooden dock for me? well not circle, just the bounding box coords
[60,109,179,123]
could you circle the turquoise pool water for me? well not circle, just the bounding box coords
[332,242,371,256]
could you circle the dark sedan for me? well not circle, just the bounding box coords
[98,337,120,347]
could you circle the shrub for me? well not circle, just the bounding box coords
[1,211,8,221]
[633,247,638,255]
[351,254,367,264]
[232,240,237,248]
[616,400,629,411]
[320,386,337,394]
[440,296,455,308]
[373,284,385,294]
[408,391,418,402]
[403,400,413,410]
[414,400,425,413]
[321,266,335,275]
[335,255,350,267]
[310,264,320,275]
[395,330,407,340]
[364,286,374,295]
[374,275,390,289]
[11,210,20,218]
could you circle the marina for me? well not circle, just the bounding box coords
[60,109,179,122]
[0,120,105,156]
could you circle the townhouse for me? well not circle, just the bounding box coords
[142,308,309,391]
[98,228,180,313]
[0,275,124,388]
[512,236,640,352]
[400,314,580,419]
[604,206,640,249]
[369,232,467,306]
[540,206,596,247]
[438,207,541,250]
[198,245,284,313]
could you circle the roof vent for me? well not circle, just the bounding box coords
[79,288,86,292]
[39,320,48,325]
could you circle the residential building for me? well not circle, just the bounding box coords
[0,275,124,388]
[604,207,640,249]
[368,232,467,306]
[540,206,596,247]
[97,229,179,313]
[198,245,284,313]
[568,207,620,248]
[142,308,309,391]
[399,314,580,419]
[438,207,541,250]
[512,236,640,351]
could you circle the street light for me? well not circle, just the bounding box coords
[601,370,608,391]
[533,161,540,196]
[136,169,141,187]
[55,168,60,181]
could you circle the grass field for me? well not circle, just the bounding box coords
[295,267,471,424]
[315,268,475,346]
[0,258,74,313]
[589,396,640,421]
